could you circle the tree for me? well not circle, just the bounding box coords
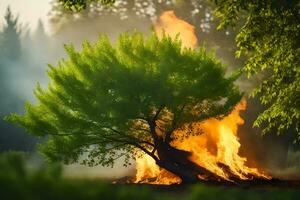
[29,19,51,66]
[0,7,39,152]
[0,6,21,61]
[34,20,48,42]
[0,6,22,123]
[7,33,241,182]
[213,0,300,139]
[0,6,21,112]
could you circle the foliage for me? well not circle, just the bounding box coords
[213,0,300,139]
[0,152,300,200]
[58,0,116,11]
[6,32,241,167]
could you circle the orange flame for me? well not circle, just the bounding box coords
[136,100,270,184]
[155,10,198,49]
[173,100,269,181]
[135,11,270,184]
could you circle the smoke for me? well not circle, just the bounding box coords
[272,149,300,180]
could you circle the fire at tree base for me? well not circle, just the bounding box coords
[131,11,271,185]
[134,99,271,185]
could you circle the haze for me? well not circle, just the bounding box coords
[0,0,51,32]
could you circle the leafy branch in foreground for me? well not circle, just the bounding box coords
[213,0,300,139]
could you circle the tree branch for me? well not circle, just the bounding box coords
[152,104,165,123]
[133,143,159,163]
[165,103,186,143]
[145,104,165,144]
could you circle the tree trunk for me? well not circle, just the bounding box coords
[154,140,220,183]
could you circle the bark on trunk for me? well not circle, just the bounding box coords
[154,140,221,183]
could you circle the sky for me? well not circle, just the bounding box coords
[0,0,52,32]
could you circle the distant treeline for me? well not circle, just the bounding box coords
[0,7,52,151]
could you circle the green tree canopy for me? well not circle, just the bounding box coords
[214,0,300,139]
[7,32,241,181]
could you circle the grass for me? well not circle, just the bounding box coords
[0,152,299,200]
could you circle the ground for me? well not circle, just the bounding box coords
[1,152,300,199]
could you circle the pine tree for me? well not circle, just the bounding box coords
[33,19,48,42]
[0,7,38,152]
[0,6,21,61]
[0,6,22,114]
